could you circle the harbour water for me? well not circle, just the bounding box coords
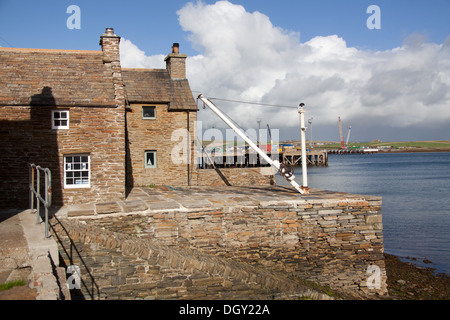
[276,152,450,275]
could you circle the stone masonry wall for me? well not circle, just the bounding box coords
[53,217,332,300]
[56,106,126,205]
[0,105,125,207]
[126,104,197,188]
[196,168,275,187]
[58,189,387,298]
[0,106,33,208]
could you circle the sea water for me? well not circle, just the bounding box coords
[276,152,450,275]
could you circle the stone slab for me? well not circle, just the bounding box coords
[120,200,148,213]
[147,201,181,211]
[96,202,123,215]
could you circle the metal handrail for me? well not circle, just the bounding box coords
[29,164,52,238]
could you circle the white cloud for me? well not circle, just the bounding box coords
[120,38,165,69]
[120,1,450,139]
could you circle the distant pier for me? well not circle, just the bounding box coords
[327,148,379,155]
[281,150,328,167]
[198,149,328,169]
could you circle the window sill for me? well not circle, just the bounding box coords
[64,185,91,189]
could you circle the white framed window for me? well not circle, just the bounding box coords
[142,106,156,119]
[64,154,90,188]
[145,150,157,168]
[52,110,70,129]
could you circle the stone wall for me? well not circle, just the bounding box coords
[0,106,33,208]
[126,104,197,188]
[0,105,125,207]
[53,217,332,300]
[196,168,275,187]
[57,106,126,205]
[55,188,387,298]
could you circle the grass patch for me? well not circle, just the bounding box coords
[0,279,26,291]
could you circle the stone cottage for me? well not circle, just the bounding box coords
[122,43,198,189]
[0,28,198,208]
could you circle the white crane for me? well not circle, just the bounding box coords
[338,117,345,149]
[345,126,352,149]
[197,94,309,194]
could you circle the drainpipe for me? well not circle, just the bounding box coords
[187,111,190,186]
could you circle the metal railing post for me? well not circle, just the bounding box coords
[36,167,40,225]
[29,164,34,211]
[28,163,52,238]
[44,168,52,238]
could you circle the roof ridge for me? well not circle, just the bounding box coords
[122,68,167,72]
[0,47,102,54]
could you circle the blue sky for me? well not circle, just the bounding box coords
[1,0,450,142]
[1,0,449,54]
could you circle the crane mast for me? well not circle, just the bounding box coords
[267,123,273,153]
[345,126,352,148]
[338,116,345,149]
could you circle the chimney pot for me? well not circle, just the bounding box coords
[105,28,115,36]
[172,43,180,54]
[165,43,187,79]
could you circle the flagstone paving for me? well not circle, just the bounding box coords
[59,185,379,218]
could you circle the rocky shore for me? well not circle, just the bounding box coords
[384,253,449,300]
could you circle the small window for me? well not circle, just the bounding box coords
[142,106,156,119]
[145,151,157,168]
[52,110,69,129]
[64,154,90,188]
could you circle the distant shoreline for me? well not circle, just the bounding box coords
[315,147,450,154]
[304,140,450,153]
[315,148,450,154]
[380,148,450,153]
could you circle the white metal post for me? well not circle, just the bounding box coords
[299,103,309,191]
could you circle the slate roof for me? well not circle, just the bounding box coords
[122,68,198,111]
[0,48,116,107]
[0,48,198,112]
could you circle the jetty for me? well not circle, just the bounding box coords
[281,149,328,166]
[327,148,379,154]
[198,149,328,168]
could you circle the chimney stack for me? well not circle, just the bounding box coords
[165,43,187,80]
[100,27,121,63]
[99,28,125,107]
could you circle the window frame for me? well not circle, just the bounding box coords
[64,154,91,189]
[144,150,157,169]
[52,110,70,130]
[142,106,156,120]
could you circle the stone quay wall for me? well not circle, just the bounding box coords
[54,188,387,299]
[196,168,275,187]
[53,217,333,300]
